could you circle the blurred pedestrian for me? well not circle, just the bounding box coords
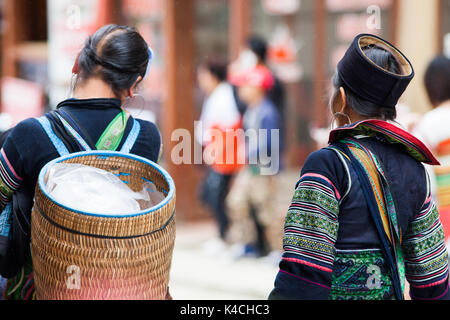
[247,35,286,121]
[270,34,449,300]
[413,55,450,248]
[0,25,163,300]
[196,58,243,253]
[227,65,283,258]
[230,36,286,132]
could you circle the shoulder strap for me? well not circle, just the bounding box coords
[47,112,84,153]
[331,141,405,300]
[57,108,138,152]
[119,119,140,153]
[56,108,96,149]
[35,116,70,156]
[37,111,141,155]
[53,112,92,152]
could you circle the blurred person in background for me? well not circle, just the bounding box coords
[413,55,450,248]
[230,36,286,138]
[0,25,164,300]
[247,35,286,125]
[196,58,243,254]
[270,34,449,300]
[227,65,284,259]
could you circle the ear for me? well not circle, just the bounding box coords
[128,76,143,98]
[339,87,347,113]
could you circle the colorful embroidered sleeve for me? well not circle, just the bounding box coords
[402,193,450,300]
[0,144,23,212]
[269,162,341,300]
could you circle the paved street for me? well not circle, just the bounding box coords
[168,171,300,300]
[169,221,280,300]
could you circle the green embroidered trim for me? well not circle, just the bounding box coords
[407,204,440,235]
[0,180,13,199]
[329,250,395,300]
[292,189,339,215]
[403,228,446,255]
[285,211,339,238]
[96,110,129,151]
[405,250,449,276]
[396,247,406,294]
[283,236,336,256]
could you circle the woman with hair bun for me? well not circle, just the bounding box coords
[0,25,162,300]
[269,34,450,300]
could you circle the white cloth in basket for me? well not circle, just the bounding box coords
[45,163,165,215]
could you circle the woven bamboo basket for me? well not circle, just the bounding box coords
[31,151,176,300]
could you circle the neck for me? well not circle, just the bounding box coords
[338,107,370,126]
[207,81,221,96]
[73,77,121,102]
[435,100,450,109]
[248,95,265,109]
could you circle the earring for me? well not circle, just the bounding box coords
[331,112,352,129]
[123,94,146,114]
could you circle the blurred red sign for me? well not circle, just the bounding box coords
[1,77,44,126]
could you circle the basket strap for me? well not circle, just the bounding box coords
[55,111,140,153]
[37,114,139,156]
[53,112,92,152]
[35,116,70,156]
[119,119,141,153]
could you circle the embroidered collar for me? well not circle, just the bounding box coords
[329,119,440,165]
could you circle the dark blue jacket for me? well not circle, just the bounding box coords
[270,120,450,300]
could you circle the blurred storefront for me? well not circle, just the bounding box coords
[0,0,448,220]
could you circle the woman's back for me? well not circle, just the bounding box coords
[270,122,449,300]
[269,33,450,300]
[0,98,161,190]
[0,24,164,299]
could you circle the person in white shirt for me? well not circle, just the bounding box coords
[196,58,243,252]
[413,55,450,249]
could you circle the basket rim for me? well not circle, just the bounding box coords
[38,150,175,219]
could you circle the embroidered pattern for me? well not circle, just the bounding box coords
[283,174,339,272]
[330,140,407,297]
[329,120,438,165]
[342,139,401,244]
[0,148,23,211]
[402,198,449,288]
[329,249,395,300]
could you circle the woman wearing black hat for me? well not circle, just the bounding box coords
[269,34,449,300]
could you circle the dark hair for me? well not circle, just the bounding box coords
[75,24,149,97]
[333,45,402,121]
[424,55,450,107]
[199,58,228,82]
[247,35,268,63]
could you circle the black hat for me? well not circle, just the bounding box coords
[337,34,415,108]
